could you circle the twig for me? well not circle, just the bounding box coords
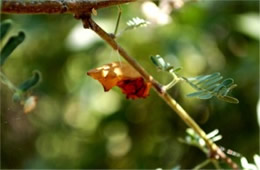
[79,14,239,169]
[114,5,122,36]
[1,0,135,14]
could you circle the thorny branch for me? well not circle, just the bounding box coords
[1,0,135,14]
[79,14,239,169]
[1,0,239,169]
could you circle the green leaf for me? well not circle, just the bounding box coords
[224,84,237,96]
[187,91,206,97]
[199,75,223,88]
[188,72,218,82]
[220,78,234,87]
[172,67,182,72]
[194,73,221,85]
[0,19,12,40]
[205,83,219,91]
[151,55,166,70]
[198,93,214,99]
[185,73,239,104]
[0,31,25,66]
[187,91,213,99]
[18,71,41,92]
[213,79,234,94]
[212,84,225,93]
[150,55,173,71]
[217,96,239,104]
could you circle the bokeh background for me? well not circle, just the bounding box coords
[1,0,259,169]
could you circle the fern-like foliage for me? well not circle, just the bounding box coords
[117,17,150,37]
[150,55,239,104]
[125,17,150,31]
[179,128,223,155]
[183,73,239,104]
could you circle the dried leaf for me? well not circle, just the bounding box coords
[87,62,151,99]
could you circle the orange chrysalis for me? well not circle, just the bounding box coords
[87,62,151,99]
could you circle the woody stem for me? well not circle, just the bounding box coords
[0,0,135,14]
[80,15,238,169]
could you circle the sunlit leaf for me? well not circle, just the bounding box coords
[0,31,25,66]
[117,17,150,37]
[126,17,150,31]
[236,13,260,40]
[241,157,258,170]
[206,129,219,138]
[253,154,260,169]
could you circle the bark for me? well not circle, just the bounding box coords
[1,0,135,14]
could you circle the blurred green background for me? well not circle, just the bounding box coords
[1,0,259,169]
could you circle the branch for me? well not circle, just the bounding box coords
[1,0,135,14]
[79,14,239,169]
[0,0,238,168]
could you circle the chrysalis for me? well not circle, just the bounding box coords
[87,62,151,99]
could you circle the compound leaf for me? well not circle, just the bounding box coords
[185,73,239,103]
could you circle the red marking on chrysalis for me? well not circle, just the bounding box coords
[117,77,151,99]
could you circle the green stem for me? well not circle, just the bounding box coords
[193,159,211,170]
[114,5,121,36]
[211,160,221,169]
[163,69,181,90]
[0,71,19,92]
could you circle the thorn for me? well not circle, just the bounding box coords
[92,8,97,16]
